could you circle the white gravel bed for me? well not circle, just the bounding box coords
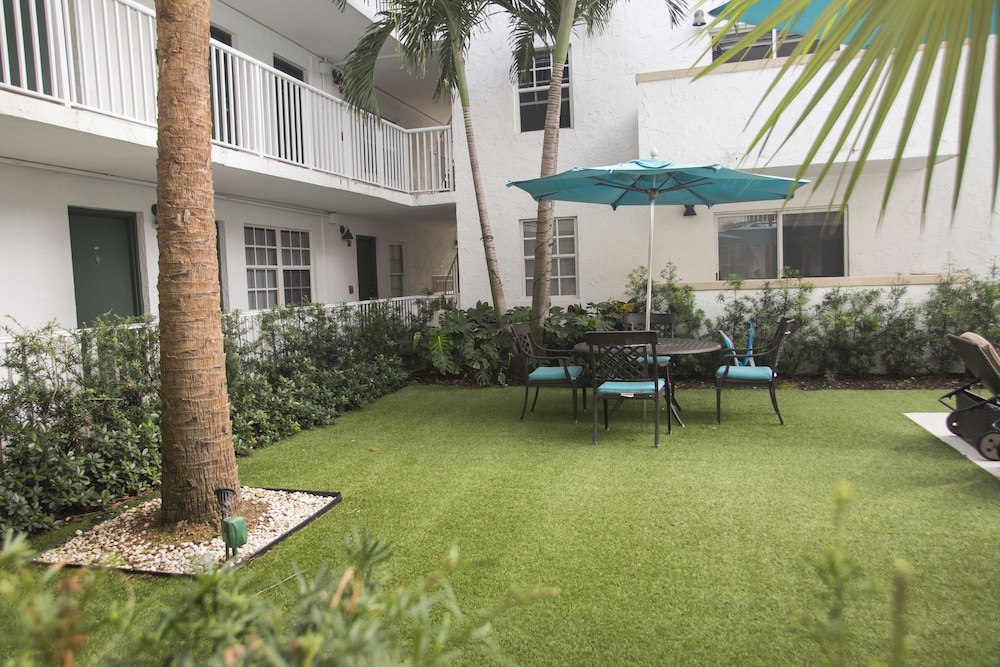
[35,487,336,575]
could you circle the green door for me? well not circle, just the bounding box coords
[68,208,141,327]
[356,235,378,301]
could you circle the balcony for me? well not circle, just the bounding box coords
[0,0,453,197]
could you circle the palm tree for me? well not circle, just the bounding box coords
[700,0,996,222]
[338,0,509,323]
[500,0,686,335]
[154,0,240,523]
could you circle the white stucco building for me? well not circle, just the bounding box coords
[0,0,456,331]
[1,0,996,331]
[456,2,999,322]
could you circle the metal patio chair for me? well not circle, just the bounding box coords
[511,322,588,423]
[622,312,681,415]
[715,317,794,425]
[586,330,668,447]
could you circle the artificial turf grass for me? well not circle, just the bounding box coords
[15,385,998,665]
[231,385,1000,666]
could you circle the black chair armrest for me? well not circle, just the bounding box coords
[720,347,770,364]
[534,342,577,357]
[522,351,581,375]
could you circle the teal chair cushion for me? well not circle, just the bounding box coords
[715,365,773,382]
[596,379,665,397]
[646,354,671,365]
[529,365,584,382]
[721,326,755,366]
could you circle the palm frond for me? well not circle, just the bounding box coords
[342,0,494,116]
[501,0,686,81]
[341,19,397,117]
[697,0,999,224]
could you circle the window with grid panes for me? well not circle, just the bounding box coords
[244,226,311,309]
[518,49,570,132]
[281,230,311,304]
[523,217,577,297]
[245,227,278,309]
[389,244,403,297]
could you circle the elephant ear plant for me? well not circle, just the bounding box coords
[411,302,507,386]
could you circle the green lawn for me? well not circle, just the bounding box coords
[17,384,1000,665]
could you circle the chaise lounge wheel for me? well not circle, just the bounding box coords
[946,413,963,436]
[976,431,1000,461]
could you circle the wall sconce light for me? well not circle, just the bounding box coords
[683,204,698,217]
[340,225,354,247]
[692,9,706,26]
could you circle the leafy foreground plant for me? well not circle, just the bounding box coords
[0,529,552,666]
[803,481,910,667]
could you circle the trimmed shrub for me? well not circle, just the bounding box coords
[0,317,161,533]
[0,302,418,533]
[922,268,1000,373]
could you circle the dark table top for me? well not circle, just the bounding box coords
[574,337,722,356]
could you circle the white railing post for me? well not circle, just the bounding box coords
[0,1,9,88]
[26,0,43,92]
[47,0,72,102]
[247,54,266,156]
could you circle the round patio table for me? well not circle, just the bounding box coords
[574,337,722,427]
[573,337,722,356]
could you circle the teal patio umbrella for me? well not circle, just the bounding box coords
[508,158,809,330]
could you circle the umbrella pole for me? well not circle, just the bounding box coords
[645,198,655,331]
[642,198,655,422]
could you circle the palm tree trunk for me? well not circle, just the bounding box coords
[529,59,567,335]
[530,0,576,337]
[154,0,240,524]
[455,41,507,321]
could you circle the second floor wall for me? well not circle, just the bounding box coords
[0,0,454,200]
[636,51,988,170]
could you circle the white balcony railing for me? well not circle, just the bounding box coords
[0,0,453,195]
[357,0,391,16]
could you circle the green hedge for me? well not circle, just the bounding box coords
[419,267,1000,385]
[0,302,423,533]
[708,269,1000,379]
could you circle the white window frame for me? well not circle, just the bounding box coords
[523,217,578,297]
[716,208,847,280]
[711,23,834,62]
[244,226,312,309]
[389,243,403,298]
[518,48,571,132]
